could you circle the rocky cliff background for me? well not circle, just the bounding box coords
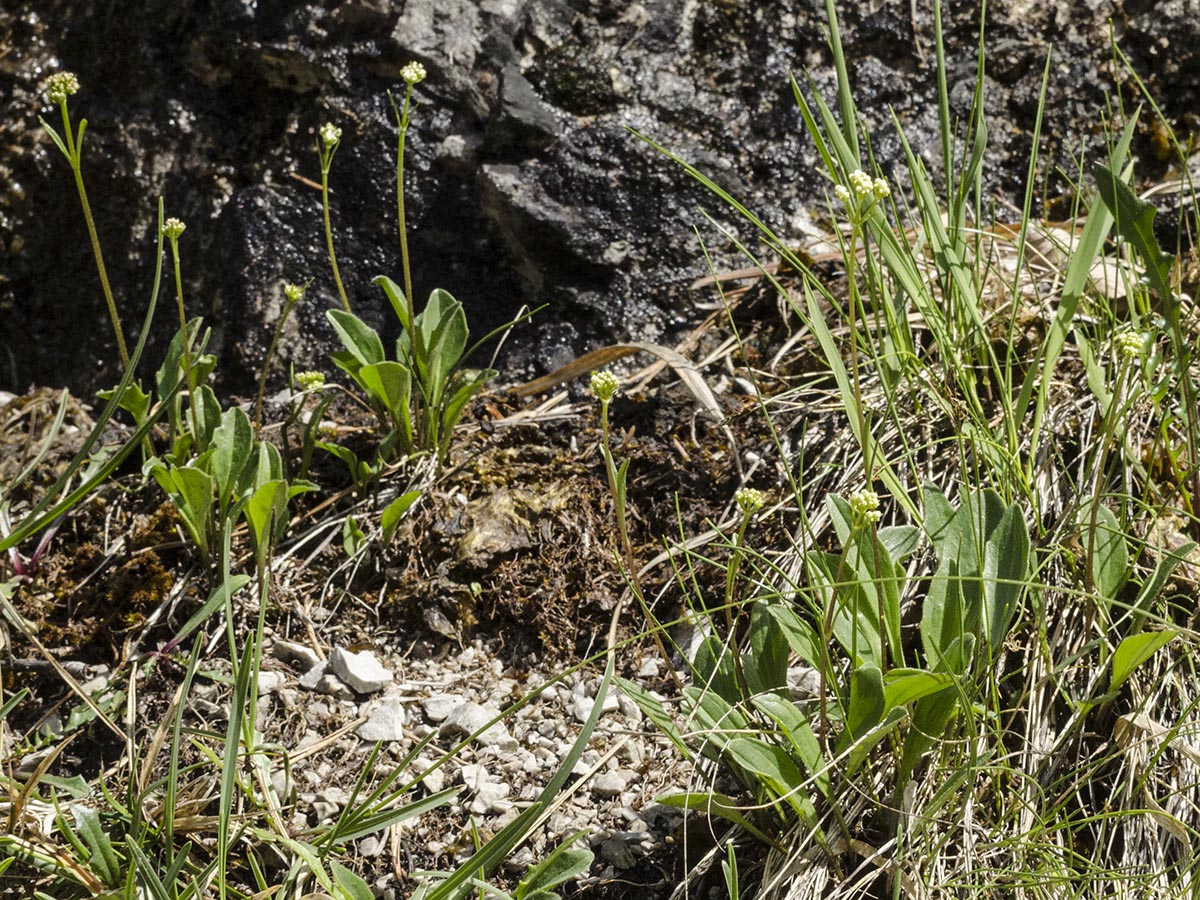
[1,0,1195,397]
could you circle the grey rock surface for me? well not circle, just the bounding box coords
[330,646,394,694]
[4,0,1195,396]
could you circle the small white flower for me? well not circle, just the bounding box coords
[848,169,875,200]
[872,176,890,199]
[400,61,427,86]
[319,122,342,147]
[162,218,186,240]
[1114,328,1148,362]
[283,282,307,305]
[46,72,80,104]
[590,370,619,403]
[834,184,851,205]
[296,370,326,391]
[848,489,882,526]
[735,487,766,517]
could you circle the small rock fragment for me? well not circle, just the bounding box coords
[600,835,638,869]
[421,693,460,723]
[357,701,408,742]
[271,639,322,670]
[330,647,394,694]
[257,670,284,695]
[298,660,328,690]
[440,701,512,748]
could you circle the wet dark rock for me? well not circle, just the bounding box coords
[2,0,1199,398]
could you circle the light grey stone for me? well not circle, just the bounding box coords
[330,647,394,694]
[272,639,321,670]
[421,693,460,723]
[440,701,511,747]
[357,701,408,742]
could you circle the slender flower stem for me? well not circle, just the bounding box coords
[164,221,200,448]
[60,100,130,370]
[321,165,350,313]
[255,283,306,434]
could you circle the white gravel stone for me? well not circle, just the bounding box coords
[571,681,619,723]
[591,770,629,798]
[272,639,321,670]
[316,673,354,699]
[298,660,328,690]
[257,670,284,695]
[440,701,512,747]
[357,701,408,742]
[421,693,460,723]
[330,647,394,694]
[637,657,660,679]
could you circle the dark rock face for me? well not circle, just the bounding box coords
[0,1,1196,396]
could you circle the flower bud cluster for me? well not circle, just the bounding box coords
[46,72,80,104]
[590,370,620,403]
[319,122,342,148]
[848,489,882,526]
[296,370,326,391]
[1114,328,1148,362]
[283,282,307,305]
[735,487,766,517]
[401,61,427,86]
[162,218,187,240]
[835,169,890,210]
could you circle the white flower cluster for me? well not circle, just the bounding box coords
[162,218,186,240]
[835,169,890,207]
[590,370,620,402]
[848,489,882,526]
[735,487,767,516]
[46,71,80,104]
[401,61,427,86]
[1114,328,1148,362]
[319,122,342,148]
[295,370,326,391]
[283,282,307,304]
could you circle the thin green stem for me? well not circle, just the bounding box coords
[396,87,417,334]
[62,100,129,369]
[168,236,201,449]
[320,162,350,313]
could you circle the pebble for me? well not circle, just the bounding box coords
[298,660,328,690]
[421,693,460,723]
[357,701,408,742]
[600,835,638,869]
[272,639,321,671]
[590,770,630,798]
[440,701,513,748]
[316,674,354,699]
[330,647,394,694]
[257,670,284,695]
[571,681,619,723]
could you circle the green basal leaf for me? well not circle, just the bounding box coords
[723,737,815,820]
[745,598,789,696]
[1086,504,1129,613]
[1094,162,1175,301]
[764,602,824,672]
[1111,630,1177,693]
[327,309,386,367]
[382,490,422,543]
[842,664,885,745]
[330,859,374,900]
[244,479,287,558]
[883,668,954,711]
[375,274,412,332]
[210,406,253,513]
[514,831,592,900]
